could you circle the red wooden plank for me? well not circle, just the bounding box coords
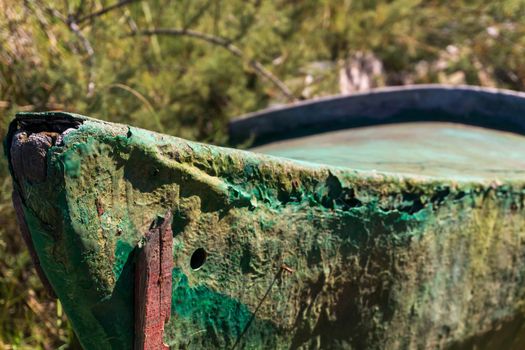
[159,213,173,326]
[134,211,173,350]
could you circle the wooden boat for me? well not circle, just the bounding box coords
[6,85,525,349]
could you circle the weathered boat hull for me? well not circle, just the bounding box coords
[6,85,525,349]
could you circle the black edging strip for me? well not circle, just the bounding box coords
[228,85,525,147]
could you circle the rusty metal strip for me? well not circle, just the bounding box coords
[134,211,173,350]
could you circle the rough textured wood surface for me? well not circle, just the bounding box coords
[6,105,525,349]
[134,211,173,350]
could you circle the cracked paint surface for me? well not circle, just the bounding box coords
[5,112,525,349]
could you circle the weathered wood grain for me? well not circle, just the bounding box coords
[134,211,173,350]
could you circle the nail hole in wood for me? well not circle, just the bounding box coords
[190,248,207,270]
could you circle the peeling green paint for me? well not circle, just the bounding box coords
[6,112,525,349]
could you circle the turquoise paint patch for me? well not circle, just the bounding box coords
[252,122,525,181]
[166,268,280,348]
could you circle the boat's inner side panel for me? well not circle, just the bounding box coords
[252,122,525,181]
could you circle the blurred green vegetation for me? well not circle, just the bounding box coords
[2,0,525,348]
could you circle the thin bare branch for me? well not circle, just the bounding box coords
[130,29,297,102]
[77,0,136,24]
[182,0,213,31]
[106,83,163,131]
[67,20,95,97]
[122,7,138,33]
[36,1,96,97]
[74,0,86,20]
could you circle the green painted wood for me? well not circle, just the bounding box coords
[6,107,525,349]
[252,122,525,181]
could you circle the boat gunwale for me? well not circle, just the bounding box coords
[228,84,525,147]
